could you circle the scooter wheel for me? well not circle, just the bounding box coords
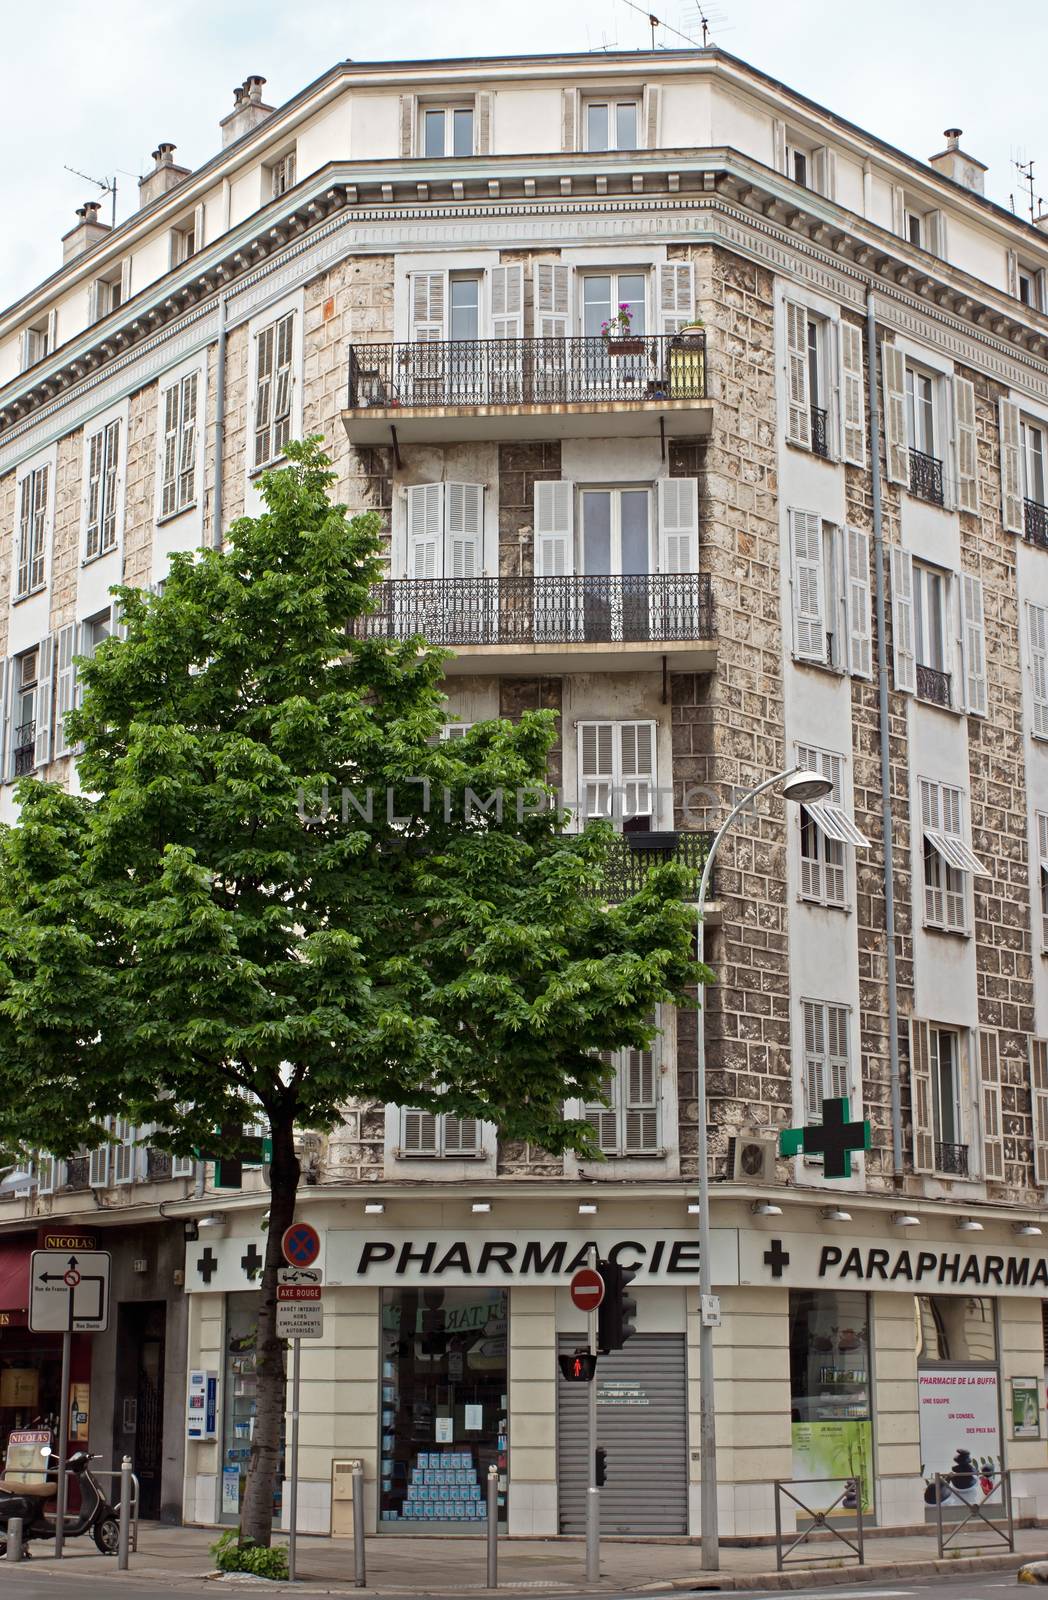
[93,1515,120,1555]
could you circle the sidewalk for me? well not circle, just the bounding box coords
[15,1520,1048,1593]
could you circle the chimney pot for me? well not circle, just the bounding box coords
[152,143,177,167]
[220,73,274,147]
[62,199,111,262]
[945,128,962,149]
[929,128,986,195]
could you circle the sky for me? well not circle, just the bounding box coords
[1,0,1047,314]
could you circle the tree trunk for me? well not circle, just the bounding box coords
[239,1110,299,1547]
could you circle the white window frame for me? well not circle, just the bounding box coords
[1037,812,1048,952]
[576,720,657,827]
[157,363,202,522]
[906,363,938,458]
[420,103,475,159]
[92,268,124,321]
[799,998,853,1124]
[912,559,950,676]
[929,1026,964,1158]
[247,291,303,481]
[1022,418,1047,509]
[795,745,869,910]
[170,223,196,267]
[268,149,297,198]
[21,311,54,372]
[1027,600,1048,739]
[81,401,127,565]
[788,510,843,669]
[14,453,53,601]
[8,638,54,779]
[918,777,988,933]
[582,96,641,152]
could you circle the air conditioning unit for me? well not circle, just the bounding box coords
[725,1130,778,1184]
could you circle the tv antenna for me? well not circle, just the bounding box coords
[64,165,117,228]
[619,0,707,49]
[1013,153,1045,224]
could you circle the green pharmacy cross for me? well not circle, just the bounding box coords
[779,1096,871,1179]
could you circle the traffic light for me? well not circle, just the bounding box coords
[558,1349,597,1382]
[597,1259,638,1353]
[595,1447,608,1487]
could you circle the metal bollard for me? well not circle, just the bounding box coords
[351,1459,366,1589]
[5,1517,23,1562]
[118,1455,132,1571]
[486,1464,499,1587]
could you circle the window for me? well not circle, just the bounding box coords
[399,1102,481,1158]
[171,223,195,266]
[253,310,294,469]
[906,366,936,456]
[269,150,296,197]
[21,313,53,371]
[1022,420,1047,508]
[13,648,39,778]
[912,561,948,679]
[788,511,839,668]
[585,1029,661,1156]
[580,486,650,575]
[422,105,473,158]
[788,145,808,187]
[160,372,198,518]
[891,551,985,712]
[906,210,924,249]
[918,777,988,932]
[406,482,484,579]
[929,1027,963,1161]
[1038,813,1048,950]
[800,999,851,1122]
[84,418,121,560]
[440,722,475,740]
[781,137,835,197]
[1027,602,1048,737]
[581,271,646,338]
[93,271,123,319]
[584,98,639,152]
[577,721,655,826]
[1020,271,1035,307]
[16,463,49,599]
[113,1119,137,1185]
[784,302,864,461]
[795,745,869,908]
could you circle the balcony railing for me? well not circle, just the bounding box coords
[13,721,35,777]
[347,333,707,411]
[916,663,951,708]
[810,405,829,459]
[909,447,945,506]
[935,1141,969,1178]
[600,830,713,902]
[1025,498,1048,550]
[352,574,714,648]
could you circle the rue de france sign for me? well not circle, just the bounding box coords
[29,1250,111,1332]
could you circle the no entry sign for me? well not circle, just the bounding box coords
[281,1222,321,1268]
[570,1266,605,1313]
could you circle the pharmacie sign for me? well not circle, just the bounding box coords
[739,1229,1048,1296]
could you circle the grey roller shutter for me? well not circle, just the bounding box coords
[557,1333,687,1534]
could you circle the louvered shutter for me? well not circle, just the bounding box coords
[407,483,443,579]
[960,573,987,716]
[839,320,866,466]
[784,301,811,447]
[54,623,77,758]
[534,480,573,576]
[657,478,698,573]
[46,308,56,355]
[890,546,916,693]
[891,185,906,237]
[561,88,576,152]
[16,474,32,596]
[161,382,179,518]
[114,1119,137,1185]
[535,263,570,338]
[659,264,694,335]
[1000,398,1024,533]
[446,483,483,579]
[101,419,120,552]
[490,264,523,338]
[578,723,614,819]
[586,1065,619,1154]
[1031,1039,1048,1187]
[254,324,274,467]
[442,1114,481,1156]
[272,314,294,456]
[954,376,978,512]
[925,211,947,258]
[1007,249,1020,300]
[773,119,787,173]
[89,1137,111,1188]
[843,526,872,679]
[1029,603,1048,738]
[411,272,446,341]
[644,85,660,149]
[811,146,837,200]
[789,509,825,662]
[619,721,656,822]
[399,95,414,157]
[882,341,909,484]
[978,1029,1004,1182]
[179,372,198,507]
[85,427,104,558]
[33,635,53,768]
[476,91,492,154]
[624,1047,659,1152]
[909,1019,934,1174]
[401,1107,438,1155]
[803,1001,826,1119]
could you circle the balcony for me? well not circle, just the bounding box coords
[810,405,829,459]
[1025,498,1048,550]
[343,334,711,446]
[935,1141,969,1178]
[909,447,945,506]
[916,663,951,708]
[600,829,713,903]
[351,573,716,674]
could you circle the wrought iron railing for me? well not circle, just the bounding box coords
[916,663,951,707]
[347,333,707,410]
[146,1148,173,1181]
[63,1156,90,1190]
[1025,498,1048,550]
[13,721,35,777]
[600,830,713,902]
[909,447,945,505]
[935,1141,969,1177]
[810,405,829,459]
[352,574,714,647]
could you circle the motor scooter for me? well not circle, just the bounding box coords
[0,1447,120,1555]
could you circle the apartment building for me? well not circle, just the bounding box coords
[1,46,1048,1541]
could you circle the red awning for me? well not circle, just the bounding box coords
[0,1244,30,1312]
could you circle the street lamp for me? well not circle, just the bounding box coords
[694,766,832,1571]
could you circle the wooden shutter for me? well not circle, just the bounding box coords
[401,1106,438,1156]
[446,483,483,579]
[1031,1038,1048,1187]
[1000,398,1024,533]
[89,1137,111,1188]
[619,721,656,822]
[586,1066,619,1154]
[644,85,660,149]
[910,1018,934,1173]
[272,314,294,456]
[534,480,573,576]
[784,300,811,447]
[490,264,523,339]
[476,91,492,154]
[0,659,10,784]
[578,723,614,819]
[1007,249,1021,299]
[954,376,978,512]
[113,1119,136,1185]
[85,427,104,558]
[54,624,77,758]
[890,546,916,693]
[839,320,866,467]
[254,323,274,467]
[843,526,872,679]
[561,88,576,152]
[411,272,446,341]
[624,1046,659,1152]
[657,478,698,573]
[659,263,694,334]
[101,419,120,552]
[1029,603,1048,738]
[161,382,179,518]
[534,262,570,338]
[399,95,414,157]
[407,484,443,579]
[811,146,837,199]
[442,1114,481,1156]
[789,509,825,662]
[33,635,53,769]
[882,341,909,484]
[979,1028,1004,1182]
[960,573,988,716]
[179,372,198,507]
[925,210,947,258]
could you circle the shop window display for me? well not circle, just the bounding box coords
[220,1293,285,1525]
[789,1288,873,1516]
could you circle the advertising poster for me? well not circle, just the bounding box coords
[1011,1378,1041,1440]
[791,1419,874,1515]
[917,1369,1001,1504]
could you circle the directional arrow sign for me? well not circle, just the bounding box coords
[29,1250,111,1332]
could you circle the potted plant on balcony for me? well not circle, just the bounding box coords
[601,304,645,356]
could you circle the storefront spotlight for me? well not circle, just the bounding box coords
[751,1200,782,1217]
[957,1217,983,1231]
[687,1202,702,1214]
[364,1202,385,1215]
[471,1201,491,1214]
[891,1213,920,1227]
[1013,1222,1043,1236]
[197,1213,226,1232]
[577,1202,598,1215]
[819,1207,852,1222]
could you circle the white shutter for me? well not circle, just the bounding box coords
[534,480,573,576]
[1031,1039,1048,1187]
[561,88,576,152]
[811,146,837,200]
[476,92,492,155]
[534,262,570,338]
[925,210,947,258]
[407,484,443,579]
[113,1119,137,1185]
[490,264,523,339]
[773,119,786,174]
[585,1068,620,1154]
[910,1019,934,1174]
[623,1046,659,1153]
[1007,249,1020,300]
[401,1107,438,1156]
[960,573,988,716]
[54,624,77,758]
[784,300,811,447]
[890,546,916,694]
[253,324,274,468]
[657,478,698,573]
[179,372,198,508]
[33,635,53,768]
[85,427,104,558]
[578,723,615,819]
[978,1029,1004,1182]
[442,1114,481,1156]
[619,721,656,821]
[789,509,825,662]
[411,272,446,341]
[892,185,906,238]
[1029,602,1048,738]
[399,95,414,157]
[843,526,872,680]
[882,341,909,484]
[89,1137,111,1188]
[101,419,120,552]
[659,263,694,335]
[1000,397,1024,533]
[644,85,660,150]
[446,483,483,579]
[839,320,866,467]
[0,659,10,784]
[161,382,179,518]
[954,376,978,512]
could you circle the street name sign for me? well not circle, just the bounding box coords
[276,1282,323,1339]
[29,1250,111,1332]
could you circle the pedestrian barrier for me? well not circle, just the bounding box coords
[93,1464,141,1554]
[933,1467,1014,1557]
[773,1477,865,1571]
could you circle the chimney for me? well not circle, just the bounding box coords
[220,75,274,148]
[138,143,191,209]
[928,127,987,195]
[61,200,111,264]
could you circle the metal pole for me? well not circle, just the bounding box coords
[54,1328,71,1558]
[5,1517,23,1562]
[288,1336,301,1582]
[352,1459,366,1588]
[486,1463,499,1587]
[117,1454,132,1570]
[586,1303,599,1582]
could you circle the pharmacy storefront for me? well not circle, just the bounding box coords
[180,1199,1048,1538]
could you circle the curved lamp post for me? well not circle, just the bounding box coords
[695,767,833,1570]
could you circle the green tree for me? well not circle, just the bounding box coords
[0,440,706,1546]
